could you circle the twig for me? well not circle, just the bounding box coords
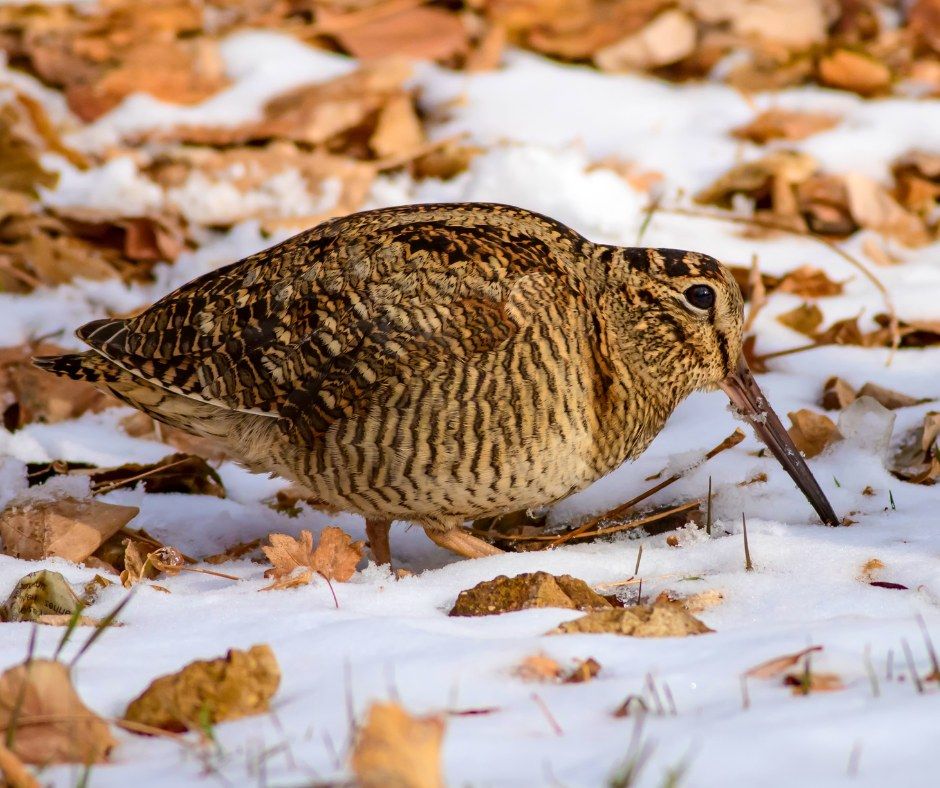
[742,253,765,333]
[550,429,743,546]
[633,545,643,576]
[531,693,563,736]
[863,645,880,698]
[706,477,713,537]
[659,205,900,360]
[466,499,701,543]
[742,513,753,572]
[92,458,190,495]
[916,614,940,680]
[901,638,924,693]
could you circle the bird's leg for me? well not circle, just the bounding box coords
[365,518,392,566]
[425,526,503,559]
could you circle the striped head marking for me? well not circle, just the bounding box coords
[597,246,745,400]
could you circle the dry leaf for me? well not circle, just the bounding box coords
[595,9,697,71]
[203,538,262,565]
[0,659,115,764]
[818,49,891,95]
[120,539,161,588]
[261,527,364,590]
[2,342,114,428]
[731,109,839,144]
[550,600,712,637]
[123,644,280,733]
[694,151,817,213]
[911,0,940,53]
[89,453,225,497]
[515,654,601,683]
[515,654,563,682]
[892,411,940,484]
[745,645,823,678]
[821,376,856,410]
[856,382,924,410]
[449,572,612,616]
[0,743,40,788]
[787,409,840,458]
[859,558,885,582]
[0,102,59,197]
[0,570,82,623]
[370,94,425,159]
[350,702,445,788]
[796,174,858,236]
[776,265,844,298]
[654,588,724,614]
[319,4,469,63]
[844,172,930,246]
[784,670,845,694]
[0,497,139,563]
[777,303,824,336]
[691,0,828,49]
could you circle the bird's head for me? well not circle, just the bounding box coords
[595,245,839,527]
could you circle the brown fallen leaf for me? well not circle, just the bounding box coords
[594,9,697,71]
[350,702,445,788]
[787,409,840,458]
[119,539,161,588]
[0,497,139,563]
[745,645,823,678]
[261,527,364,591]
[796,174,858,236]
[777,302,824,336]
[654,588,724,614]
[123,644,280,733]
[859,558,885,582]
[0,570,82,623]
[892,150,940,215]
[370,93,426,159]
[550,600,712,637]
[821,376,856,410]
[784,670,845,694]
[818,49,891,96]
[318,3,469,63]
[776,265,844,298]
[892,411,940,484]
[694,150,818,217]
[0,659,115,764]
[0,101,59,198]
[203,538,262,565]
[0,742,40,788]
[731,109,839,145]
[856,382,925,410]
[844,171,930,247]
[449,572,612,616]
[515,654,601,683]
[2,342,115,429]
[89,453,225,497]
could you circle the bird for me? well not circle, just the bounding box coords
[35,202,838,563]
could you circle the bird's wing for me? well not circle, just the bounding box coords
[78,204,585,439]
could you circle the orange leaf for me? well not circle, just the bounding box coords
[745,645,823,678]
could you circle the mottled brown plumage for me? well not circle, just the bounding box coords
[36,203,838,562]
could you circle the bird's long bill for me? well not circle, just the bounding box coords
[719,357,840,526]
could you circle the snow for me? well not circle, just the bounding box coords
[2,28,940,788]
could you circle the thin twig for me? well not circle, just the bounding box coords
[92,458,190,495]
[550,429,743,546]
[901,638,924,693]
[706,477,713,537]
[531,693,563,736]
[660,205,900,360]
[742,513,754,572]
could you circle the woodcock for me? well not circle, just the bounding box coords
[36,203,839,563]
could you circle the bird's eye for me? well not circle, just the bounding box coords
[684,284,715,310]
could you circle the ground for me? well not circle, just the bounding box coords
[1,25,940,788]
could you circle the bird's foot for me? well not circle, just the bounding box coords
[365,518,392,567]
[425,527,503,559]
